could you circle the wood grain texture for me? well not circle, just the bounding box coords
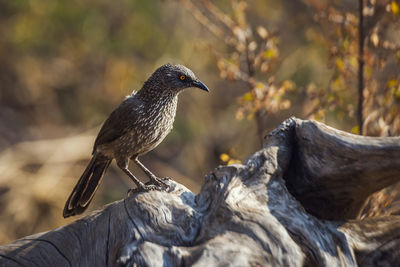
[283,118,400,220]
[1,117,399,266]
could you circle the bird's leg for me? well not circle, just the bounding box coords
[116,158,157,192]
[133,158,170,188]
[133,158,158,180]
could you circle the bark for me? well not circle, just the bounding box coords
[0,117,399,267]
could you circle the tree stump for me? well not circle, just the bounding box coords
[1,117,399,266]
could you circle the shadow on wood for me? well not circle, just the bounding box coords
[1,117,399,266]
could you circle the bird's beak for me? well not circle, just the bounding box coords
[192,80,210,92]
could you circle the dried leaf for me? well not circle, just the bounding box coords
[243,92,253,101]
[227,159,241,165]
[235,110,244,120]
[365,66,372,77]
[313,109,326,121]
[281,80,295,91]
[263,49,277,59]
[233,26,246,43]
[351,125,360,134]
[336,58,344,70]
[248,41,257,51]
[256,26,268,39]
[280,100,291,109]
[392,1,399,15]
[220,153,230,162]
[370,32,379,47]
[393,86,400,100]
[388,79,398,88]
[260,62,270,73]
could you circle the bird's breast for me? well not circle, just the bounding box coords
[96,95,179,158]
[130,96,178,155]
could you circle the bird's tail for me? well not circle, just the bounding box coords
[63,155,111,218]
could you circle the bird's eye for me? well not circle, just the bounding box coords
[179,75,186,81]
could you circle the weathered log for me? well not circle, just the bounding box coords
[283,119,400,220]
[0,117,399,266]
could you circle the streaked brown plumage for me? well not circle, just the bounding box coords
[63,64,209,218]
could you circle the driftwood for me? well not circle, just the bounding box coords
[0,117,400,266]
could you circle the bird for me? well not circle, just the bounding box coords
[63,63,209,218]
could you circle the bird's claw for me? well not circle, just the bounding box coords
[127,177,171,196]
[127,183,164,196]
[150,176,170,189]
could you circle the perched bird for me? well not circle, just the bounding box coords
[63,64,209,218]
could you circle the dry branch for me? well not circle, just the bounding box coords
[1,117,399,266]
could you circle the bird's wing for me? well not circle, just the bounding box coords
[92,96,141,154]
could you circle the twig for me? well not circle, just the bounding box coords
[358,0,365,135]
[244,36,263,145]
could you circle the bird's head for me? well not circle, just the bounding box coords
[142,64,209,96]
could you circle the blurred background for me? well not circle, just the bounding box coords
[0,0,399,244]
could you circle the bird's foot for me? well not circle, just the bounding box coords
[127,182,164,195]
[149,176,171,189]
